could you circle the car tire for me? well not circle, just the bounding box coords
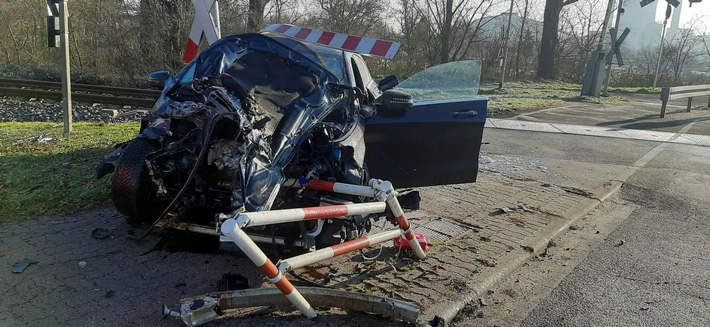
[110,138,162,226]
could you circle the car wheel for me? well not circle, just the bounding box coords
[110,138,162,226]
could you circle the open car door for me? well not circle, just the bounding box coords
[364,60,487,188]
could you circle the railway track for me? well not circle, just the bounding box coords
[0,78,160,108]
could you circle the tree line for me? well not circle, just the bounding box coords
[0,0,706,87]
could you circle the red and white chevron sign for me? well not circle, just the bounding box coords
[184,0,220,63]
[262,24,401,60]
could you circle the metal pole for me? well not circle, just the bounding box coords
[597,0,616,54]
[580,0,615,96]
[58,0,72,133]
[499,0,514,90]
[653,19,668,88]
[602,0,623,96]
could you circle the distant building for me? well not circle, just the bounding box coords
[617,0,663,50]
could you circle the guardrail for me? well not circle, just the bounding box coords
[660,84,710,118]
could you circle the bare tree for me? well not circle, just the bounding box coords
[247,0,270,31]
[312,0,384,35]
[666,17,704,83]
[535,0,579,79]
[555,0,604,80]
[416,0,498,65]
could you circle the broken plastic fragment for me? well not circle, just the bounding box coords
[12,258,39,273]
[393,234,427,251]
[498,207,514,214]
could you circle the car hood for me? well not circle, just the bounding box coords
[148,34,353,212]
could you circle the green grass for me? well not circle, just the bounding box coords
[0,122,138,222]
[480,81,630,116]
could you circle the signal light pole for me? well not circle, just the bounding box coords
[46,0,72,133]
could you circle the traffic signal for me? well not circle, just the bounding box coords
[46,0,60,48]
[47,16,59,48]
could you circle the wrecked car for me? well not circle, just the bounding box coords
[97,29,487,250]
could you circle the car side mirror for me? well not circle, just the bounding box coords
[377,75,399,91]
[148,71,171,90]
[377,90,413,117]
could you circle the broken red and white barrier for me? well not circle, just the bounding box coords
[261,24,401,60]
[221,219,317,318]
[217,178,426,320]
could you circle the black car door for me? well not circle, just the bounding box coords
[363,60,487,188]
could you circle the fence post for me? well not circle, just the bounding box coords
[687,97,692,112]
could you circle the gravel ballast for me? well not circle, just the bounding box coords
[0,96,149,123]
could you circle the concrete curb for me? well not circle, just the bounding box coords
[417,179,627,327]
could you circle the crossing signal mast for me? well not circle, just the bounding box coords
[582,0,703,96]
[46,0,72,133]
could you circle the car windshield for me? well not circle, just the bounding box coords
[169,34,341,91]
[395,60,481,103]
[267,35,347,83]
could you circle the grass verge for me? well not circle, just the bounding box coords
[481,81,630,116]
[0,122,138,223]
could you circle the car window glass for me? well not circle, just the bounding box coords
[269,36,347,83]
[315,51,347,82]
[177,63,196,85]
[351,58,366,92]
[395,60,481,103]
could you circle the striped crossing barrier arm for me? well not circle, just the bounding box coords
[219,178,426,319]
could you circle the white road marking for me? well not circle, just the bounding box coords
[487,118,710,147]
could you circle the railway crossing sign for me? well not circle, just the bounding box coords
[605,27,630,66]
[184,0,221,63]
[640,0,680,8]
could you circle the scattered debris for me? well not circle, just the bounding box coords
[475,258,497,267]
[162,304,181,319]
[521,245,535,253]
[37,135,55,143]
[478,297,488,306]
[569,224,581,230]
[498,207,515,214]
[79,261,87,268]
[640,306,650,311]
[496,202,534,215]
[91,228,112,240]
[480,236,491,242]
[539,248,549,257]
[217,273,250,291]
[175,282,187,289]
[12,258,39,273]
[614,240,625,247]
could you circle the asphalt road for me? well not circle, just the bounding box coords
[455,122,710,325]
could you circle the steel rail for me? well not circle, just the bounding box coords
[0,77,161,97]
[0,86,156,108]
